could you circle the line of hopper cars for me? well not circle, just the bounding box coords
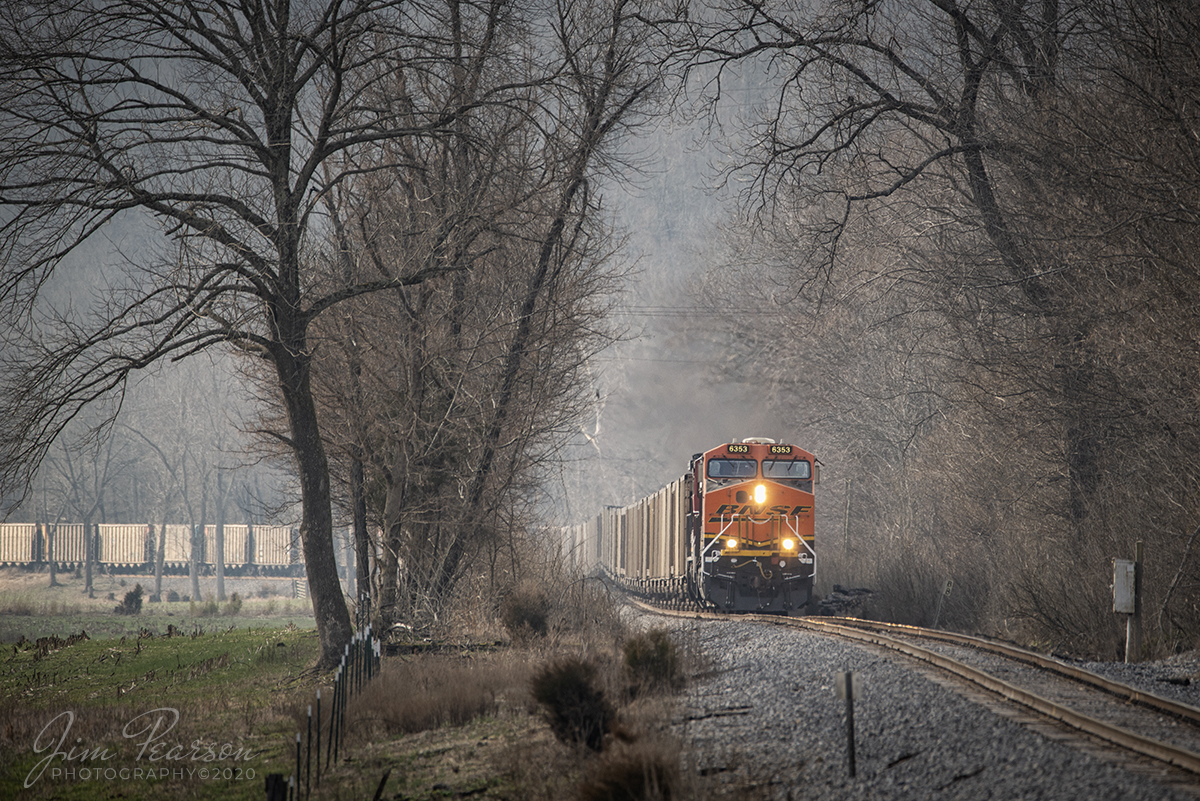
[565,438,818,615]
[0,522,302,575]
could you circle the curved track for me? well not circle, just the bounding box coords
[627,596,1200,784]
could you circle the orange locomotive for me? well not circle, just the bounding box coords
[689,438,816,615]
[565,437,817,615]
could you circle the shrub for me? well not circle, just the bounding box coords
[501,586,551,640]
[114,584,144,616]
[167,590,180,602]
[348,654,528,736]
[579,743,681,801]
[531,658,614,752]
[623,629,683,694]
[224,592,243,616]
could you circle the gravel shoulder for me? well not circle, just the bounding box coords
[656,617,1197,800]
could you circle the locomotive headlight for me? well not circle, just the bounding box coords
[725,538,738,550]
[782,538,796,551]
[754,484,767,504]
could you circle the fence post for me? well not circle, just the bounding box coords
[1127,541,1143,663]
[265,773,287,801]
[836,671,857,778]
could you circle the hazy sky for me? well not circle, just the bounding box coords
[552,119,788,521]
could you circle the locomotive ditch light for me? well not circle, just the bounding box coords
[725,538,738,550]
[754,484,767,504]
[782,538,796,551]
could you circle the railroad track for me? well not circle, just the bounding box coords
[626,596,1200,790]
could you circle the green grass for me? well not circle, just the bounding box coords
[0,569,726,800]
[0,599,316,644]
[1,623,321,801]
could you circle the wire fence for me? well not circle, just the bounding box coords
[267,601,381,801]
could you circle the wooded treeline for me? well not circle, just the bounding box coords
[689,0,1200,656]
[0,0,665,666]
[2,0,1198,661]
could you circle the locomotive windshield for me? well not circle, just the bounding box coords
[707,458,757,479]
[762,459,811,480]
[763,458,812,489]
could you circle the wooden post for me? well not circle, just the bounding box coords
[1126,541,1143,663]
[315,689,321,786]
[264,773,287,801]
[836,671,857,778]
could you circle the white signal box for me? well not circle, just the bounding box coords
[1113,558,1135,614]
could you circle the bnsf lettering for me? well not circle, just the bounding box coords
[709,504,811,522]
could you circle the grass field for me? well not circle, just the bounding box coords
[0,567,325,800]
[2,622,321,800]
[0,567,726,801]
[0,567,314,643]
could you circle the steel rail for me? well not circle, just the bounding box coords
[807,616,1200,725]
[781,616,1200,775]
[627,598,1200,776]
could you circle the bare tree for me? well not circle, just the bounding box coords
[686,0,1200,651]
[307,0,665,632]
[0,0,566,667]
[674,0,1127,527]
[39,419,138,597]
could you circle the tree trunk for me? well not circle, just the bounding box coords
[1062,323,1101,532]
[154,521,166,599]
[351,453,371,614]
[276,347,353,668]
[216,472,226,602]
[377,447,409,631]
[958,76,1101,535]
[84,518,93,598]
[48,523,57,588]
[437,142,594,601]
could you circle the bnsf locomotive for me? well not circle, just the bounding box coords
[565,438,817,615]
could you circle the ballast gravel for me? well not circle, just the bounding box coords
[655,617,1194,800]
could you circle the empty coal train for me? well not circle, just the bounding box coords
[0,522,301,575]
[565,438,817,615]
